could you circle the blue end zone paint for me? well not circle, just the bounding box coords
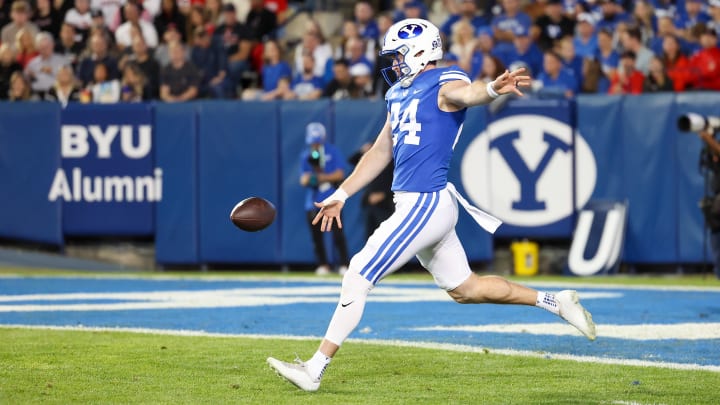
[1,277,719,367]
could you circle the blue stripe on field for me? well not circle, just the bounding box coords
[0,277,719,367]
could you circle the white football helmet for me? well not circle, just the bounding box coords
[380,18,443,88]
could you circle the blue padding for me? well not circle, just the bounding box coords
[197,101,280,264]
[278,100,332,263]
[60,103,155,236]
[0,103,62,245]
[620,94,677,262]
[154,103,199,264]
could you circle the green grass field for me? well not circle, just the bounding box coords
[1,328,718,405]
[1,268,719,404]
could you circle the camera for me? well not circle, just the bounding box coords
[677,113,720,132]
[307,149,322,168]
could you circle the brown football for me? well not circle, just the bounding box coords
[230,197,276,232]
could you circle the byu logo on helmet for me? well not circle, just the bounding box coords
[461,115,597,227]
[398,24,423,39]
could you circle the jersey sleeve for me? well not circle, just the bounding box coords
[438,68,471,86]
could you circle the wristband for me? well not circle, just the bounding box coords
[486,81,500,99]
[321,187,349,205]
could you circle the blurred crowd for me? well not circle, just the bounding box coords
[0,0,718,104]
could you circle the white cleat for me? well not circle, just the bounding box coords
[315,265,331,276]
[267,357,321,392]
[555,290,597,341]
[338,265,348,276]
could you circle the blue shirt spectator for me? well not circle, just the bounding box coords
[574,13,599,59]
[538,51,579,97]
[492,0,532,43]
[500,26,543,77]
[674,0,711,31]
[262,59,292,93]
[440,0,490,38]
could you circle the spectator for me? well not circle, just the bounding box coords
[154,0,186,43]
[353,1,378,41]
[91,0,121,29]
[76,32,118,86]
[299,122,350,276]
[120,62,149,101]
[160,41,200,102]
[580,57,610,93]
[596,28,619,76]
[290,52,323,100]
[675,0,711,41]
[55,23,83,68]
[88,61,120,102]
[1,1,38,50]
[349,62,373,99]
[608,50,645,94]
[574,13,598,59]
[89,9,114,49]
[63,0,91,44]
[402,0,426,20]
[631,0,655,43]
[492,0,532,49]
[558,36,583,90]
[533,0,575,51]
[687,27,720,90]
[344,36,373,73]
[322,59,354,100]
[154,23,183,68]
[372,12,395,96]
[709,0,720,33]
[115,0,159,50]
[537,50,578,98]
[595,0,630,33]
[7,70,37,100]
[245,0,277,41]
[449,19,478,75]
[0,43,21,99]
[33,0,61,37]
[186,5,211,44]
[44,64,81,106]
[336,20,375,64]
[293,20,333,79]
[620,26,654,74]
[503,25,543,78]
[190,25,230,98]
[120,36,160,98]
[204,0,222,27]
[476,54,506,83]
[14,27,37,67]
[214,3,254,93]
[24,32,67,95]
[440,0,489,40]
[650,11,678,55]
[643,54,674,92]
[661,34,690,91]
[242,39,292,100]
[264,0,288,25]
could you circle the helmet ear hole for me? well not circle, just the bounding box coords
[414,50,424,58]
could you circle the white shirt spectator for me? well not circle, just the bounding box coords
[91,0,123,29]
[115,19,158,48]
[64,8,93,31]
[25,53,68,92]
[294,42,333,78]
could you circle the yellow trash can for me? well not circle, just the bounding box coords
[510,240,539,276]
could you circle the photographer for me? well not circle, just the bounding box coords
[300,122,350,276]
[697,127,720,279]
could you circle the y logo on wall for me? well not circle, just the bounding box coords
[461,115,597,231]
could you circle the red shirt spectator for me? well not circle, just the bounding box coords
[661,35,691,91]
[687,28,720,90]
[609,51,645,94]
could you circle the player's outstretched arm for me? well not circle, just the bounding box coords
[312,115,393,232]
[440,68,531,109]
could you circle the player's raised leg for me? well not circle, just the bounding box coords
[448,274,596,340]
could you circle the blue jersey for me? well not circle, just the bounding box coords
[385,66,469,192]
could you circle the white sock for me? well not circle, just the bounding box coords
[536,291,559,315]
[306,351,331,381]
